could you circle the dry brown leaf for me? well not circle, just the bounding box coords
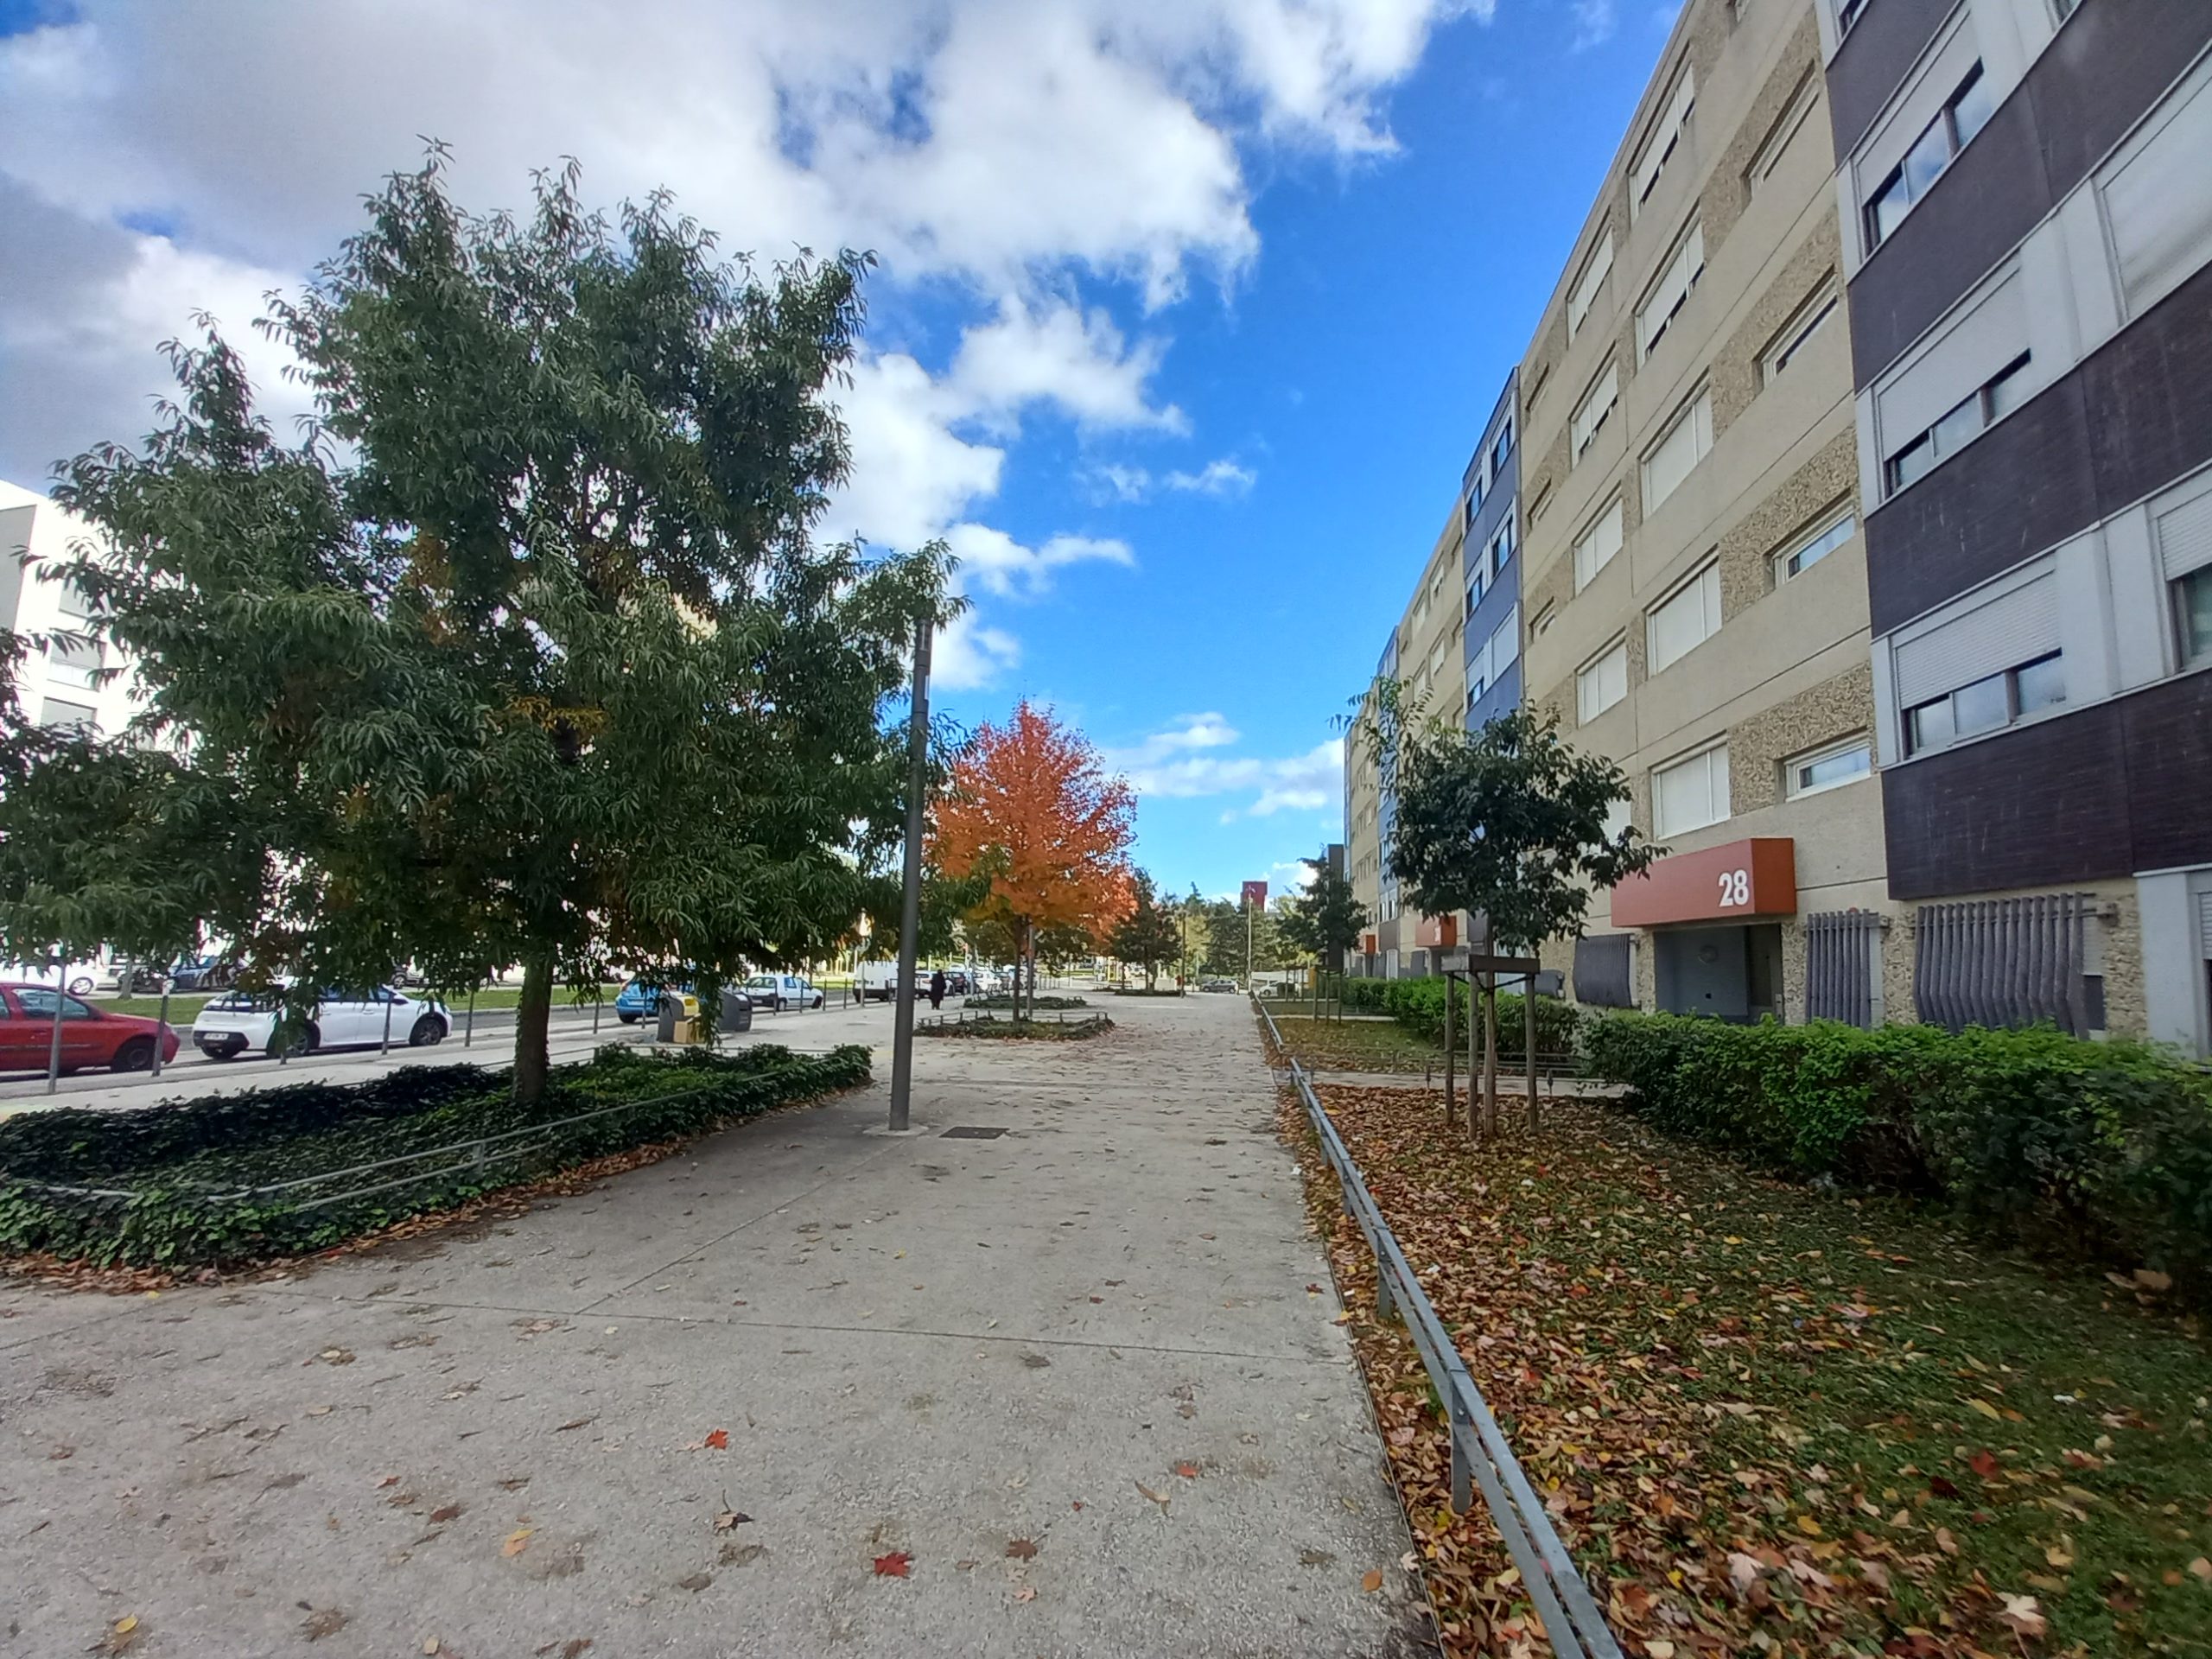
[1005,1538,1039,1560]
[502,1527,534,1557]
[1360,1568,1384,1593]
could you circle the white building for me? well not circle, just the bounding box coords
[1,479,145,736]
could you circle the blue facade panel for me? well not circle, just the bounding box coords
[1460,372,1521,732]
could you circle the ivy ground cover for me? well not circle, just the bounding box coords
[0,1043,870,1269]
[1283,1084,2212,1658]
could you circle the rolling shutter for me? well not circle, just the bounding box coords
[1892,572,2057,708]
[2154,484,2212,582]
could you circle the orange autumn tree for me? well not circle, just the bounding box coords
[931,701,1136,1020]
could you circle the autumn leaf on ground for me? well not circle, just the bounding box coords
[429,1503,462,1523]
[1998,1593,2047,1638]
[1012,1586,1037,1603]
[1006,1538,1039,1560]
[555,1418,592,1432]
[702,1428,730,1450]
[1173,1462,1199,1478]
[873,1551,912,1578]
[713,1510,753,1532]
[1361,1568,1384,1592]
[1135,1481,1171,1511]
[97,1614,141,1655]
[502,1527,534,1556]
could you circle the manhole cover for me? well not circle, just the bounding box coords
[941,1126,1009,1140]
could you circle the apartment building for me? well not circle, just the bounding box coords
[1,480,142,737]
[1515,0,1893,1024]
[1820,0,2212,1053]
[1345,499,1477,978]
[1463,373,1523,732]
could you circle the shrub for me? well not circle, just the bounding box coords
[1581,1012,2212,1292]
[1341,975,1583,1062]
[965,993,1087,1010]
[0,1043,870,1268]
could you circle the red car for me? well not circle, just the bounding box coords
[0,983,181,1074]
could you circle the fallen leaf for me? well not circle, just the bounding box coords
[2135,1268,2173,1293]
[873,1551,912,1578]
[1135,1481,1170,1510]
[1006,1539,1039,1560]
[676,1572,712,1592]
[429,1504,462,1524]
[555,1419,591,1433]
[423,1641,441,1656]
[1361,1568,1384,1593]
[300,1607,348,1641]
[2191,1557,2212,1581]
[503,1527,535,1557]
[718,1541,765,1567]
[1173,1462,1199,1479]
[1998,1592,2046,1638]
[377,1474,401,1488]
[1331,1312,1352,1325]
[1967,1449,1999,1478]
[1727,1553,1762,1591]
[1966,1397,2003,1421]
[1012,1586,1037,1603]
[713,1510,753,1532]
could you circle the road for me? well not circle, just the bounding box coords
[0,995,914,1117]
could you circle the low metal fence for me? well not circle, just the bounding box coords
[1256,999,1622,1659]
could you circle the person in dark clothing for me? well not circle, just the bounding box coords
[927,969,947,1011]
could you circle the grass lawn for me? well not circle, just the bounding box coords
[1282,1082,2212,1658]
[1268,1011,1442,1073]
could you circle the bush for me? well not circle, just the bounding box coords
[1336,975,1582,1062]
[965,993,1087,1010]
[1581,1012,2212,1292]
[0,1043,871,1268]
[918,1012,1112,1040]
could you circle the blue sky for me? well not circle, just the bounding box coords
[0,0,1673,900]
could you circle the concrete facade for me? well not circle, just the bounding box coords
[1516,0,1899,1023]
[1,480,145,738]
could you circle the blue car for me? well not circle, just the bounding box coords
[614,977,691,1024]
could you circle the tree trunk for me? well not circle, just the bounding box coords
[513,948,555,1107]
[1482,974,1500,1139]
[1442,970,1456,1129]
[1525,982,1540,1134]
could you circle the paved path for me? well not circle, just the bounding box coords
[0,993,1431,1658]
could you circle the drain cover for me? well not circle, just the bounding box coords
[941,1125,1009,1139]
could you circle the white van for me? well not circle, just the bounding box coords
[854,961,906,1002]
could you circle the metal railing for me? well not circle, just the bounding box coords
[1255,998,1622,1659]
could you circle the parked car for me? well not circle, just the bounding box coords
[1200,976,1239,993]
[944,969,970,995]
[0,959,102,997]
[166,956,234,993]
[189,987,450,1060]
[854,961,905,1002]
[746,973,824,1013]
[0,983,180,1072]
[613,977,694,1024]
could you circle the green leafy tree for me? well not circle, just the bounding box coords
[22,154,952,1103]
[1360,691,1658,1131]
[1276,859,1370,974]
[1109,871,1184,988]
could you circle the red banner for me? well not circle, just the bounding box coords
[1609,837,1797,928]
[1242,880,1268,912]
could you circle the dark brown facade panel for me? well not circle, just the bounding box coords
[2082,260,2212,519]
[1825,0,1961,157]
[1866,262,2212,637]
[1882,699,2131,899]
[1848,95,2048,383]
[1884,673,2212,899]
[1845,0,2212,381]
[1864,378,2099,637]
[2117,671,2212,874]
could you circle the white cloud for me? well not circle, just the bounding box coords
[949,297,1184,435]
[1570,0,1619,49]
[931,611,1023,691]
[1105,715,1342,820]
[1163,458,1256,497]
[943,524,1135,600]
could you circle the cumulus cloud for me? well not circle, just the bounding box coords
[942,524,1135,600]
[1104,714,1342,820]
[1570,0,1619,49]
[1163,458,1256,497]
[1082,455,1255,503]
[0,0,1473,683]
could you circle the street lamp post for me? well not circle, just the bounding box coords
[887,613,933,1134]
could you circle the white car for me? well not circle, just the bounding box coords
[190,987,451,1060]
[1,959,103,997]
[745,972,824,1013]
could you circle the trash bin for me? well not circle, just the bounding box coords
[721,989,754,1033]
[656,995,678,1044]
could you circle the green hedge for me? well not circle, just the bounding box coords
[1582,1013,2212,1290]
[1335,975,1582,1062]
[0,1043,870,1268]
[965,993,1088,1010]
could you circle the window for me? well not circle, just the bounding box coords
[1774,509,1856,582]
[1491,420,1513,479]
[47,636,103,690]
[1885,353,2028,493]
[2099,65,2212,317]
[1653,744,1730,836]
[1577,639,1629,721]
[1527,483,1554,528]
[1465,558,1488,615]
[1630,69,1696,212]
[15,988,94,1020]
[1904,652,2065,755]
[1647,561,1720,673]
[56,579,93,620]
[37,697,98,731]
[1837,0,1870,35]
[2156,481,2212,667]
[1466,606,1522,708]
[1637,221,1705,360]
[1567,232,1615,337]
[1641,388,1713,511]
[1489,511,1516,572]
[1760,281,1838,384]
[1747,69,1818,197]
[1573,499,1624,592]
[1571,360,1619,460]
[1866,64,1993,249]
[1530,604,1556,640]
[2179,569,2212,667]
[1783,734,1872,799]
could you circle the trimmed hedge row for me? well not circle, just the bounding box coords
[1582,1013,2212,1291]
[0,1042,871,1268]
[1336,975,1585,1063]
[965,993,1089,1010]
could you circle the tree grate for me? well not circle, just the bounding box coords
[940,1126,1009,1140]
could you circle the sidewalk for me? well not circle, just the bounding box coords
[0,994,1432,1658]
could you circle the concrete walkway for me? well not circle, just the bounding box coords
[0,994,1432,1658]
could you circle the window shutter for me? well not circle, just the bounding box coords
[2198,890,2212,958]
[1574,499,1624,590]
[1568,233,1614,334]
[1643,391,1711,511]
[1876,271,2026,461]
[2154,485,2212,582]
[1892,573,2059,708]
[2102,73,2212,317]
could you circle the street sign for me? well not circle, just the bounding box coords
[1242,880,1268,912]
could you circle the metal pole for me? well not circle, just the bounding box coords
[152,974,172,1078]
[44,951,67,1095]
[1525,976,1539,1133]
[1245,900,1252,988]
[1441,969,1455,1125]
[381,989,394,1056]
[465,985,475,1048]
[887,612,932,1133]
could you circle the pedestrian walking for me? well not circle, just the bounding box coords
[927,968,946,1011]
